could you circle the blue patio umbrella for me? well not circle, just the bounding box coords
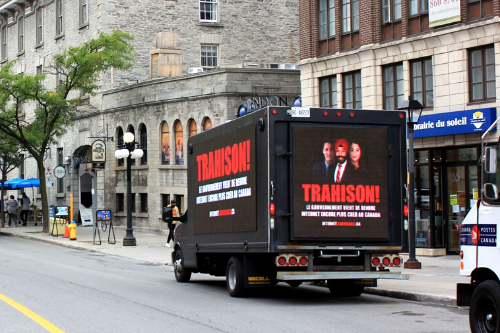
[4,178,25,187]
[13,178,40,189]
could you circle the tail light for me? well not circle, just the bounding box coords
[393,257,401,266]
[289,257,297,265]
[371,254,402,267]
[382,257,391,266]
[276,254,309,267]
[299,257,308,265]
[270,203,275,215]
[404,205,409,216]
[372,257,380,266]
[277,256,286,266]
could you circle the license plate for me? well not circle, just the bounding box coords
[291,107,310,118]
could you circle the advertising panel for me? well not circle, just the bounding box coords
[292,125,389,239]
[192,124,256,234]
[429,0,461,28]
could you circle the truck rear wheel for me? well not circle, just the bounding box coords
[226,256,245,297]
[470,280,500,333]
[327,279,364,297]
[174,249,192,283]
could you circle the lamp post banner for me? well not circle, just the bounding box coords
[92,140,106,163]
[413,108,497,138]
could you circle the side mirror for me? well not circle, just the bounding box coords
[483,183,499,201]
[484,147,497,174]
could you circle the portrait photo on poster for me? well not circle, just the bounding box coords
[292,125,389,240]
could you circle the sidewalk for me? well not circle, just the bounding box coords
[0,224,469,307]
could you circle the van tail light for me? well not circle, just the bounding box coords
[270,203,275,215]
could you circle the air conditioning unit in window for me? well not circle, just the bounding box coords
[188,67,204,74]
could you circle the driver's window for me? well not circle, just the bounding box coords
[484,143,500,204]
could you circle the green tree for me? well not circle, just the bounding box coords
[0,30,135,232]
[0,134,25,227]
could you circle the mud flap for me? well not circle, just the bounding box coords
[243,255,277,288]
[457,283,474,306]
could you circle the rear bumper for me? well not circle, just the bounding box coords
[277,271,408,281]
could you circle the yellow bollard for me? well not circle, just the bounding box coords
[69,221,77,240]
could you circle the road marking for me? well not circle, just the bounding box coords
[0,292,65,333]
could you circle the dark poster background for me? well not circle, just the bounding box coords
[292,125,389,239]
[192,124,257,235]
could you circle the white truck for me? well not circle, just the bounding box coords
[457,117,500,333]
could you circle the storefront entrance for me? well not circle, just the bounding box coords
[414,147,479,254]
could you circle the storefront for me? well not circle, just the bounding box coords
[412,108,496,254]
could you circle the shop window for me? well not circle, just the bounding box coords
[174,120,184,165]
[139,124,147,165]
[445,147,478,162]
[469,45,496,102]
[318,0,336,55]
[415,165,430,247]
[116,193,124,212]
[1,26,7,61]
[415,150,429,164]
[189,119,197,137]
[383,63,404,110]
[341,0,359,49]
[408,0,428,34]
[468,0,493,20]
[161,121,170,165]
[56,0,64,36]
[411,58,434,108]
[201,45,218,69]
[18,17,24,54]
[381,0,402,40]
[343,71,362,109]
[200,0,218,22]
[140,193,148,212]
[116,127,124,167]
[36,7,43,46]
[203,117,212,131]
[320,75,338,108]
[57,148,64,193]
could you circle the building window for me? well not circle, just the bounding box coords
[201,45,218,69]
[79,0,88,26]
[140,193,148,213]
[381,0,402,40]
[56,0,63,36]
[36,7,43,45]
[411,58,434,108]
[116,193,124,212]
[162,194,170,210]
[117,127,124,167]
[161,122,170,165]
[341,0,359,49]
[343,71,362,109]
[408,0,428,34]
[1,26,7,61]
[318,0,336,55]
[175,194,184,213]
[468,0,493,20]
[174,120,184,165]
[127,125,135,166]
[200,0,217,21]
[203,117,212,131]
[57,148,64,193]
[18,17,24,54]
[383,63,404,110]
[131,193,136,213]
[189,119,197,137]
[320,75,338,108]
[140,124,147,165]
[469,45,496,102]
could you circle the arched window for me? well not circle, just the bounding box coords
[174,120,183,165]
[161,122,170,165]
[189,119,197,137]
[203,117,212,131]
[139,124,147,165]
[127,125,135,166]
[116,127,124,166]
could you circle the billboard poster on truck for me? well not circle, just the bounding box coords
[191,124,256,234]
[292,125,389,239]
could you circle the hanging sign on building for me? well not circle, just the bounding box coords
[91,140,106,169]
[429,0,461,28]
[413,108,497,139]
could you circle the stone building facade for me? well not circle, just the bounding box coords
[299,0,500,255]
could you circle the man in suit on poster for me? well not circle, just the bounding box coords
[312,142,335,181]
[332,138,355,184]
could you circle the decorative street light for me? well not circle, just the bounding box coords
[114,132,144,246]
[398,98,423,269]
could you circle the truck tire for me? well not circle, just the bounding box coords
[173,249,192,283]
[226,256,245,297]
[327,279,364,297]
[470,280,500,333]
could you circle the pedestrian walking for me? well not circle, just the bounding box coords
[20,192,31,226]
[165,200,180,248]
[5,195,19,227]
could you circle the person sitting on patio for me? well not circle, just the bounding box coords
[21,192,30,226]
[5,195,18,227]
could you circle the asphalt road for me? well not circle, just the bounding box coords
[0,236,469,333]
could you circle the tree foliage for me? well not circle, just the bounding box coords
[0,30,135,232]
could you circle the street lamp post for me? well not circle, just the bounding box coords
[115,132,144,246]
[398,98,423,269]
